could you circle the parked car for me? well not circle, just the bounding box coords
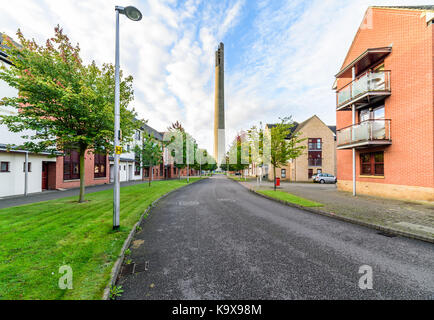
[313,173,337,184]
[234,172,241,176]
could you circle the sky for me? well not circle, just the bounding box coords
[1,0,432,153]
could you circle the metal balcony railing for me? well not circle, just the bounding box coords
[337,70,391,109]
[337,119,391,149]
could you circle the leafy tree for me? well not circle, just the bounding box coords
[219,155,229,172]
[267,117,305,190]
[166,121,196,180]
[134,132,163,186]
[247,122,266,183]
[0,27,140,202]
[227,132,249,178]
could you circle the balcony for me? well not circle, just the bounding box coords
[337,119,391,149]
[308,158,322,167]
[336,70,391,110]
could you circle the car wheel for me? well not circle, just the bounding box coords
[320,179,325,184]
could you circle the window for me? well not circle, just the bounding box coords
[134,153,141,176]
[135,130,141,140]
[308,138,322,151]
[360,152,384,176]
[281,169,286,178]
[1,162,10,172]
[23,162,32,172]
[63,150,80,180]
[94,153,106,178]
[308,138,322,166]
[359,105,385,122]
[126,145,130,152]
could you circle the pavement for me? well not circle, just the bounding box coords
[117,176,434,300]
[240,179,434,240]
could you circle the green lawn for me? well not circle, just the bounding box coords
[0,178,201,300]
[257,190,323,207]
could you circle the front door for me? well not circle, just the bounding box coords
[42,162,48,190]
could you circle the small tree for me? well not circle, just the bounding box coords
[0,27,140,202]
[228,132,249,179]
[167,121,196,181]
[268,117,305,190]
[167,121,186,179]
[134,133,163,186]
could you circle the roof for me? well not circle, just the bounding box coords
[0,143,60,156]
[267,115,336,138]
[327,126,336,135]
[371,5,434,11]
[335,47,392,78]
[0,33,20,65]
[141,123,163,141]
[266,122,299,139]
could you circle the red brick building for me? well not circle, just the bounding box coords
[334,6,434,201]
[42,150,109,191]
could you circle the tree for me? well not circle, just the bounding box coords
[0,27,140,202]
[227,132,250,179]
[166,121,196,181]
[247,122,266,184]
[267,117,305,190]
[134,133,163,186]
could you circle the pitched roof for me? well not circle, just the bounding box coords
[266,122,299,139]
[141,123,163,141]
[328,126,336,134]
[371,5,434,11]
[0,33,21,65]
[267,115,336,139]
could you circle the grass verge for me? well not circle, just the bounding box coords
[257,190,323,207]
[0,178,201,300]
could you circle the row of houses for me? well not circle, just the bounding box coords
[244,115,336,183]
[0,37,196,198]
[250,6,433,202]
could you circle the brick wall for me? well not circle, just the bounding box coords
[55,150,109,189]
[336,8,434,192]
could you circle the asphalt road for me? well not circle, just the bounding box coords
[118,176,434,300]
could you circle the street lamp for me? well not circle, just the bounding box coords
[113,5,142,230]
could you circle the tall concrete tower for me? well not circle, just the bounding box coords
[214,42,225,165]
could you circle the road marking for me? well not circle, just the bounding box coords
[178,201,200,206]
[217,198,236,202]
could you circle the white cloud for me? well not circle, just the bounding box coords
[1,0,432,153]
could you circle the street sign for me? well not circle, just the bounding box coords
[115,146,122,154]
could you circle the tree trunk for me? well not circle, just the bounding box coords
[273,165,276,191]
[148,167,151,187]
[78,149,86,203]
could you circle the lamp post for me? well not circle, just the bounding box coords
[113,5,142,230]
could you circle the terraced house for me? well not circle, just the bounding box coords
[334,6,434,201]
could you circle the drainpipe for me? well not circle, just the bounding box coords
[24,151,28,196]
[352,66,356,196]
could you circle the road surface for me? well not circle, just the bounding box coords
[118,176,434,299]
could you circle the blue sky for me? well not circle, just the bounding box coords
[1,0,433,153]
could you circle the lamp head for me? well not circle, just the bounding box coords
[124,6,142,21]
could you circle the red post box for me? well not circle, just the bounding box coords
[276,177,280,187]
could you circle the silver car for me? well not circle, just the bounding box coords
[314,173,337,184]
